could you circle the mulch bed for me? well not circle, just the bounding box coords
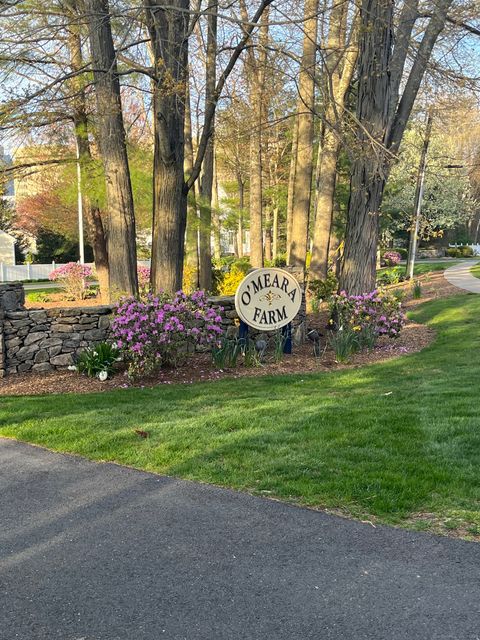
[3,268,460,397]
[0,320,434,397]
[25,293,104,309]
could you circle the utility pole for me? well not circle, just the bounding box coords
[406,110,434,279]
[75,139,85,264]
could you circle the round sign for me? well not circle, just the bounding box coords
[234,268,302,331]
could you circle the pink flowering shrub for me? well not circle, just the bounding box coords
[49,262,93,300]
[330,289,406,339]
[137,265,151,298]
[111,290,224,377]
[382,251,402,267]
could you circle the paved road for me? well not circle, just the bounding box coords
[444,260,480,293]
[1,439,479,640]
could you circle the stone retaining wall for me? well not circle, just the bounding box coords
[0,284,113,377]
[0,280,306,377]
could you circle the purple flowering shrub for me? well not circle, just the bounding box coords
[137,265,151,298]
[330,289,406,340]
[111,290,224,377]
[382,251,402,267]
[49,262,93,300]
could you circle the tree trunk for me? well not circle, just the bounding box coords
[340,0,452,294]
[184,83,199,282]
[237,174,245,258]
[339,0,393,295]
[264,206,272,262]
[144,0,189,293]
[309,128,339,280]
[289,0,318,270]
[66,16,110,300]
[211,157,222,261]
[85,0,138,298]
[309,3,358,281]
[272,205,279,260]
[245,9,269,268]
[286,114,299,264]
[198,0,218,290]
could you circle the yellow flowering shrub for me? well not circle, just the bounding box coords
[217,266,245,296]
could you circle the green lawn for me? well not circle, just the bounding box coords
[471,263,480,279]
[25,287,62,303]
[1,294,480,538]
[377,261,460,279]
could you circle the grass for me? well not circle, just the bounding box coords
[1,294,480,538]
[470,263,480,279]
[377,261,460,279]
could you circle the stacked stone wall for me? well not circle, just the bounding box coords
[0,280,306,376]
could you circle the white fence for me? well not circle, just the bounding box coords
[0,262,73,283]
[0,260,152,283]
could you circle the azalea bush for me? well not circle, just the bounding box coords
[330,289,406,341]
[382,250,402,267]
[49,262,93,300]
[111,290,224,377]
[137,265,151,298]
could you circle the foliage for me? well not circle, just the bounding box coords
[382,126,477,241]
[137,265,151,298]
[308,271,338,304]
[328,326,359,363]
[330,289,406,339]
[26,291,51,304]
[76,342,120,379]
[212,337,241,369]
[447,246,474,258]
[34,229,93,264]
[49,262,93,300]
[382,250,401,266]
[182,264,198,294]
[272,330,287,363]
[377,268,404,286]
[112,290,224,377]
[217,265,245,296]
[412,280,422,299]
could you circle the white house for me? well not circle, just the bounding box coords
[0,230,16,265]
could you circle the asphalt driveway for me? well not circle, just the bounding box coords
[1,438,479,640]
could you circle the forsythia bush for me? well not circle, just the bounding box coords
[217,265,245,296]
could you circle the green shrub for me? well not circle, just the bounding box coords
[26,291,51,304]
[377,268,403,285]
[328,327,359,363]
[446,248,459,258]
[412,280,422,299]
[357,324,377,351]
[212,338,241,369]
[76,342,120,379]
[308,271,338,303]
[447,246,474,258]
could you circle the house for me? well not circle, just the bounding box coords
[0,230,15,265]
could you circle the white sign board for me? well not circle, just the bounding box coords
[234,268,302,331]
